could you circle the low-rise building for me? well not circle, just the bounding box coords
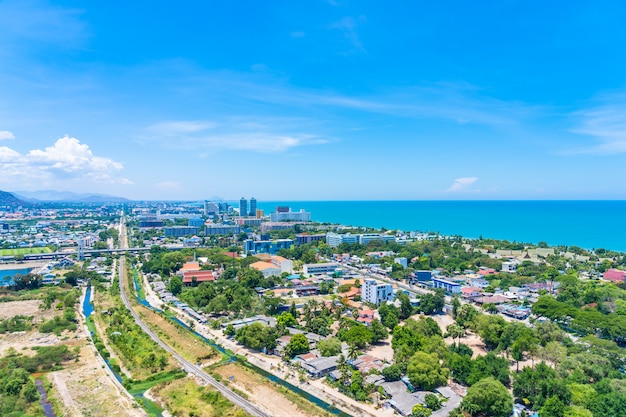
[244,239,294,255]
[432,277,461,294]
[303,263,339,275]
[301,356,339,378]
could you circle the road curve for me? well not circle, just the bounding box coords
[117,220,271,417]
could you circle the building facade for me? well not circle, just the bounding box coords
[362,279,394,305]
[270,209,311,222]
[249,197,257,217]
[432,277,461,294]
[188,218,205,228]
[244,239,294,255]
[325,232,359,248]
[302,263,339,275]
[204,224,241,235]
[164,226,200,237]
[239,198,248,217]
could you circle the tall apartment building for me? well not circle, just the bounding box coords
[362,279,394,305]
[325,232,359,248]
[239,198,248,217]
[249,197,257,217]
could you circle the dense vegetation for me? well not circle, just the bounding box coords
[0,345,78,417]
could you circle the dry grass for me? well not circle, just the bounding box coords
[151,377,249,417]
[212,363,333,417]
[137,305,219,365]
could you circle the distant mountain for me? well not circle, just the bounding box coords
[0,190,30,207]
[12,190,131,203]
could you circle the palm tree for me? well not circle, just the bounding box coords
[337,354,351,385]
[347,343,361,361]
[447,324,465,347]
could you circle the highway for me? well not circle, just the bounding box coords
[116,219,271,417]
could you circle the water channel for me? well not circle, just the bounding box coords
[35,379,56,417]
[130,271,352,416]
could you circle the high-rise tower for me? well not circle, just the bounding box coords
[239,197,248,217]
[249,197,257,217]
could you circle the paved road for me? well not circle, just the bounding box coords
[117,220,271,417]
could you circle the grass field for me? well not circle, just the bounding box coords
[0,247,53,256]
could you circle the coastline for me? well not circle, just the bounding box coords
[256,200,626,252]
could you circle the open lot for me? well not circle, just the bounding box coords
[212,362,333,417]
[0,297,145,417]
[48,344,145,417]
[0,299,46,319]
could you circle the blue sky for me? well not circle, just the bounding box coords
[1,0,626,200]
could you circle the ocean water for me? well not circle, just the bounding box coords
[256,201,626,252]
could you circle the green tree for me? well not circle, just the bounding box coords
[540,396,566,417]
[407,351,449,390]
[424,393,442,410]
[168,275,183,295]
[461,377,513,417]
[382,364,403,381]
[224,324,235,337]
[398,292,414,319]
[446,324,465,347]
[318,337,342,357]
[418,290,445,315]
[370,319,389,343]
[451,296,461,318]
[285,333,309,358]
[341,324,372,349]
[276,312,298,328]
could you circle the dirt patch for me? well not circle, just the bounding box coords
[48,344,144,417]
[366,335,393,361]
[0,331,66,356]
[213,363,314,417]
[0,299,51,320]
[460,332,489,358]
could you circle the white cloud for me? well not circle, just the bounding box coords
[149,121,218,135]
[290,31,306,38]
[0,131,15,140]
[330,16,367,53]
[143,118,330,153]
[571,94,626,154]
[0,135,131,186]
[446,177,478,192]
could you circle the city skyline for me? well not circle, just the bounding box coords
[2,1,626,200]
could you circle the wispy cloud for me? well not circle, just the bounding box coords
[570,93,626,154]
[142,117,330,153]
[446,177,479,192]
[0,135,132,187]
[177,68,534,127]
[330,16,367,53]
[0,130,15,140]
[290,31,306,38]
[0,0,86,52]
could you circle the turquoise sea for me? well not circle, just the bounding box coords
[255,201,626,252]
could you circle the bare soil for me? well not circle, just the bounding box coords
[0,299,52,322]
[48,344,144,417]
[213,363,312,417]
